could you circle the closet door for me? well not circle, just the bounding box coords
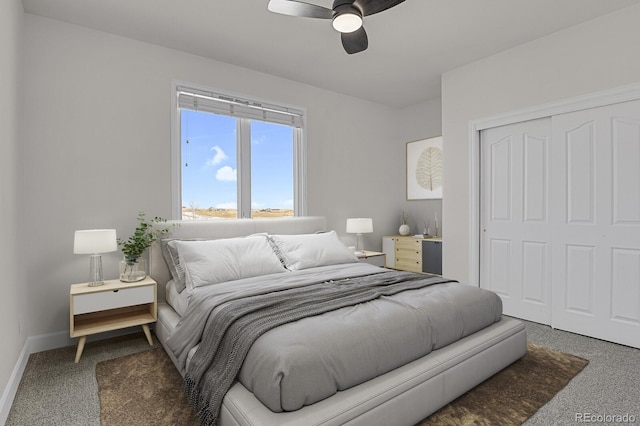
[551,100,640,348]
[480,118,552,324]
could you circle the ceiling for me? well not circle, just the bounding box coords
[22,0,640,108]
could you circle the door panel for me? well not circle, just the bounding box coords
[565,122,595,224]
[490,137,512,222]
[523,134,547,222]
[480,118,552,324]
[611,248,640,325]
[613,117,640,224]
[488,239,511,297]
[564,244,595,316]
[521,241,547,304]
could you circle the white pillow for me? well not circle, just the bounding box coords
[161,238,206,293]
[270,231,358,270]
[173,236,287,291]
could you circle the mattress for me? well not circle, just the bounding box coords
[166,264,504,421]
[165,279,189,317]
[236,274,502,412]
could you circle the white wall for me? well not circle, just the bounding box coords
[441,4,640,283]
[0,0,25,408]
[397,98,443,238]
[20,14,440,337]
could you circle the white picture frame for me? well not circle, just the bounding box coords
[406,136,443,200]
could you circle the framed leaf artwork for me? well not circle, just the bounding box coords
[406,136,443,200]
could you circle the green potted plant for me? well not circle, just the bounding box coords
[118,212,174,282]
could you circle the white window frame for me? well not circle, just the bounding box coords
[170,81,307,219]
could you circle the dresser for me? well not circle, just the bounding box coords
[382,236,442,275]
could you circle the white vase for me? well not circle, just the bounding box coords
[399,223,411,236]
[119,258,147,282]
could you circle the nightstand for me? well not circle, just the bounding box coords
[69,276,157,363]
[357,251,386,267]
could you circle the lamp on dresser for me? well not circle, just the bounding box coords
[346,218,373,255]
[73,229,117,286]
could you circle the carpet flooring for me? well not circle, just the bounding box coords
[95,342,587,426]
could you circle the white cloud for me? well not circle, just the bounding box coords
[252,201,262,209]
[206,145,228,166]
[252,135,266,145]
[216,166,237,181]
[281,199,294,208]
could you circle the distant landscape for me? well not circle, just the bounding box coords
[182,207,294,220]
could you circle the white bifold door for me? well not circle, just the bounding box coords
[481,100,640,348]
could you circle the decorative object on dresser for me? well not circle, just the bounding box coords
[383,235,443,274]
[118,212,174,282]
[434,211,439,237]
[73,229,117,286]
[345,217,373,254]
[69,277,157,363]
[423,211,439,238]
[398,210,411,235]
[407,136,443,200]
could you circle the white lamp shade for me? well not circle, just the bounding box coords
[346,218,373,234]
[73,229,117,254]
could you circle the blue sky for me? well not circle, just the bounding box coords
[181,110,294,210]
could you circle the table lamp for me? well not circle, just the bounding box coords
[346,218,373,255]
[73,229,117,286]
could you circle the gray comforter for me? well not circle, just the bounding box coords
[167,263,502,425]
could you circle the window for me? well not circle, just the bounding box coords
[173,84,305,219]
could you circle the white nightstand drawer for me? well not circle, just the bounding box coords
[73,285,154,315]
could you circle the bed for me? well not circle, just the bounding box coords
[149,216,526,426]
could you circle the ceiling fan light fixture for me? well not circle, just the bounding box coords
[332,6,362,33]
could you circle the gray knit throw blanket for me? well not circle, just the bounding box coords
[184,270,453,426]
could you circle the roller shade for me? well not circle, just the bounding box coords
[177,86,304,128]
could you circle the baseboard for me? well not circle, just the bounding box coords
[0,340,30,426]
[0,326,151,424]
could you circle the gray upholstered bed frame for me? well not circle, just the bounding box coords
[149,217,527,426]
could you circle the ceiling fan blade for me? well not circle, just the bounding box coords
[268,0,333,19]
[353,0,405,16]
[341,26,368,54]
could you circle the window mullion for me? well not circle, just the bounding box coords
[293,127,306,216]
[237,118,252,218]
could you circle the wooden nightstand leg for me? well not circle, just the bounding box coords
[141,324,153,346]
[74,336,87,363]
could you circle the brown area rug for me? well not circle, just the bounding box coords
[96,343,588,426]
[419,343,589,426]
[96,348,199,426]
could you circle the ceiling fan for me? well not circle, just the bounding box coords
[267,0,406,54]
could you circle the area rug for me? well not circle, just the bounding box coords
[96,347,199,425]
[96,343,588,426]
[418,343,589,425]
